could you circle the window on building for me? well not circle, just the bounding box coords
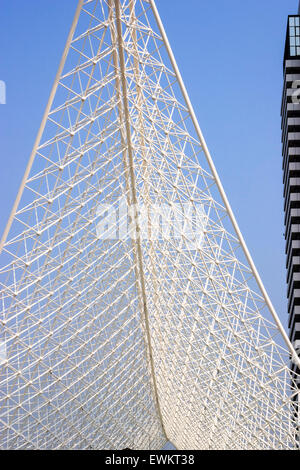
[289,16,300,56]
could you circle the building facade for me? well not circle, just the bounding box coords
[282,6,300,369]
[281,7,300,433]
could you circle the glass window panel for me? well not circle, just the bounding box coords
[291,46,296,56]
[296,37,300,46]
[290,17,295,26]
[296,27,300,35]
[296,46,300,55]
[290,26,295,36]
[291,37,296,46]
[296,17,300,26]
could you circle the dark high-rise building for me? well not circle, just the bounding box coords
[281,2,300,405]
[282,2,300,442]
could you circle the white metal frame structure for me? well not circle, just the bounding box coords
[0,0,300,450]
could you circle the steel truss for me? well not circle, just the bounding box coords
[0,0,299,450]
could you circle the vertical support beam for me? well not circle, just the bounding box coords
[112,0,167,439]
[128,0,165,369]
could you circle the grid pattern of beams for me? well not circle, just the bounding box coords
[0,0,299,450]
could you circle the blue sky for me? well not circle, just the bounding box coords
[0,0,299,330]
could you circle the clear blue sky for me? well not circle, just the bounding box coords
[0,0,298,330]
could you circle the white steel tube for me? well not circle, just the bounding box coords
[113,0,167,439]
[0,0,84,254]
[149,0,300,369]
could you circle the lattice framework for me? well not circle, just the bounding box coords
[0,0,299,450]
